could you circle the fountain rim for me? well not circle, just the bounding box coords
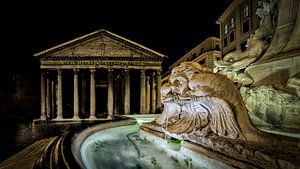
[70,114,159,168]
[71,118,137,168]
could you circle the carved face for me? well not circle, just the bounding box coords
[170,75,188,95]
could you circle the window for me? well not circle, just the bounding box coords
[215,44,220,50]
[224,37,228,47]
[224,24,228,34]
[242,3,249,19]
[242,20,250,33]
[223,15,235,48]
[230,32,235,42]
[241,3,250,34]
[230,17,234,29]
[200,48,204,54]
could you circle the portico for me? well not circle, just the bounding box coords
[34,29,165,120]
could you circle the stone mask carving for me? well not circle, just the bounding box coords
[152,62,245,140]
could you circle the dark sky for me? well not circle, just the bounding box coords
[1,0,232,74]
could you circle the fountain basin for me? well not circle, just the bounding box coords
[71,115,232,169]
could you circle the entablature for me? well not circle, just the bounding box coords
[40,59,162,70]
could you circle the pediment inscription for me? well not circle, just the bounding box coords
[52,36,146,58]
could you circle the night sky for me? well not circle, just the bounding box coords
[2,0,232,75]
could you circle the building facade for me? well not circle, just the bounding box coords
[34,29,166,120]
[216,0,260,56]
[162,37,221,84]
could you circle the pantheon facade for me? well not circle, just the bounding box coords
[34,29,165,120]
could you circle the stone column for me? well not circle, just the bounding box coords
[120,75,125,114]
[46,75,51,118]
[51,80,55,118]
[90,69,96,119]
[155,70,162,113]
[40,70,46,120]
[151,72,156,114]
[81,75,86,114]
[107,69,114,118]
[113,77,119,115]
[56,69,63,119]
[73,69,80,119]
[140,70,146,114]
[146,76,151,114]
[124,70,130,115]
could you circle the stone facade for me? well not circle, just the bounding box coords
[216,0,260,56]
[34,29,166,120]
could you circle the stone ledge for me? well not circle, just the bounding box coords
[140,127,300,169]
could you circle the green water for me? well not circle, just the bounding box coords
[80,124,232,169]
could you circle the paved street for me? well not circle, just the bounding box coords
[0,137,56,169]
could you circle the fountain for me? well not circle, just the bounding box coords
[70,0,300,168]
[140,61,299,169]
[72,115,233,169]
[140,0,300,167]
[71,60,299,169]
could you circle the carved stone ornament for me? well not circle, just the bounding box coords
[214,0,279,86]
[143,62,271,142]
[240,84,300,130]
[141,61,300,169]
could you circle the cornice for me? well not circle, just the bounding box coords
[34,29,167,59]
[40,56,163,62]
[216,0,242,24]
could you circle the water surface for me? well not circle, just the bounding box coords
[81,124,232,169]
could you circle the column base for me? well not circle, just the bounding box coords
[40,115,47,120]
[72,116,81,120]
[47,113,51,119]
[55,115,63,120]
[89,115,97,120]
[106,115,113,119]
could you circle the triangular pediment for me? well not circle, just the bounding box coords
[34,29,166,60]
[53,36,146,57]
